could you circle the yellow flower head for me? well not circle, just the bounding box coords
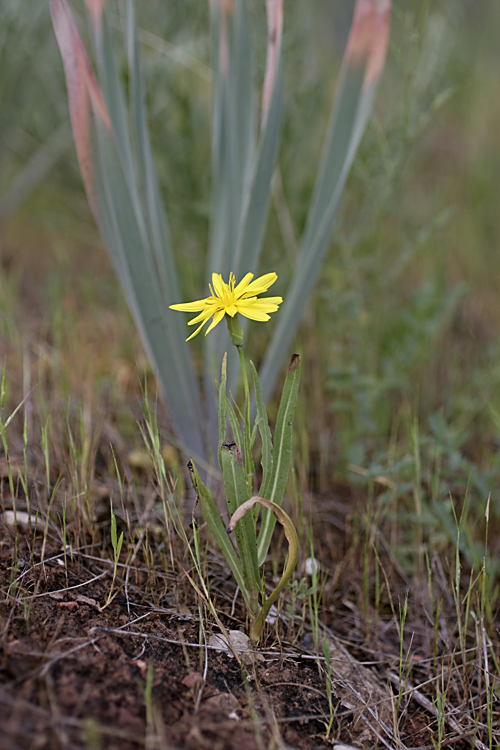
[169,272,282,341]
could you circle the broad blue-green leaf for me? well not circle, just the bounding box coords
[51,0,206,459]
[259,0,390,402]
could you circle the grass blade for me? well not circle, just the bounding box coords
[188,460,249,609]
[221,441,260,613]
[250,360,273,494]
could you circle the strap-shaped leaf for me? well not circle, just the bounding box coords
[91,118,205,455]
[250,360,273,493]
[232,59,283,280]
[204,0,258,407]
[188,460,249,609]
[225,396,243,451]
[221,441,260,613]
[257,353,301,566]
[231,0,283,280]
[125,1,186,313]
[229,494,298,644]
[216,354,243,456]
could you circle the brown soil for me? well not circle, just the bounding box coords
[1,492,495,750]
[1,534,349,750]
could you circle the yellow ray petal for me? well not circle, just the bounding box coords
[186,321,208,341]
[204,308,226,335]
[211,273,226,299]
[187,307,218,326]
[169,299,209,312]
[236,297,282,314]
[238,272,277,298]
[238,308,271,322]
[233,273,254,297]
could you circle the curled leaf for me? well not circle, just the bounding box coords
[229,495,298,644]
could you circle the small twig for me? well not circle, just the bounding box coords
[29,571,108,600]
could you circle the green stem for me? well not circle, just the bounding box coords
[237,344,250,408]
[224,313,253,487]
[236,343,254,493]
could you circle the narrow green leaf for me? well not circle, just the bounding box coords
[50,0,110,217]
[228,494,298,644]
[110,507,117,549]
[126,0,185,312]
[257,353,301,566]
[240,355,254,494]
[221,442,260,613]
[259,64,365,402]
[249,360,273,492]
[204,0,257,410]
[116,531,124,559]
[208,0,254,279]
[188,461,249,609]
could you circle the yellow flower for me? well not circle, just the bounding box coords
[170,272,282,341]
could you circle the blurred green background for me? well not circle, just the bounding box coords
[1,0,499,538]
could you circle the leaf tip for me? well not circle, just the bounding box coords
[288,353,300,374]
[346,0,391,87]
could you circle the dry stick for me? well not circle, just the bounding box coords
[385,672,490,750]
[28,571,107,600]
